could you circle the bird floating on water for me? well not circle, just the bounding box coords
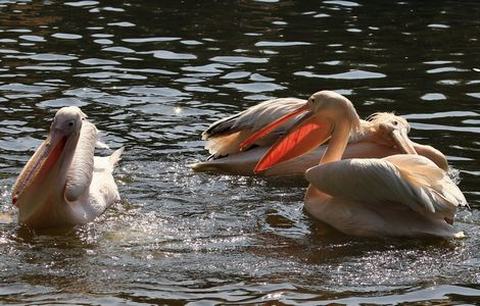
[12,106,123,229]
[192,94,448,176]
[243,90,467,238]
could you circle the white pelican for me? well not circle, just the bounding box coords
[192,95,448,175]
[244,91,467,238]
[12,106,124,229]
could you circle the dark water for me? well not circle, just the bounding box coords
[1,0,480,304]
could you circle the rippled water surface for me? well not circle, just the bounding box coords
[1,0,480,304]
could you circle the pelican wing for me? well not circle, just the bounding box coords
[64,120,97,202]
[202,98,306,157]
[203,97,305,138]
[305,155,467,220]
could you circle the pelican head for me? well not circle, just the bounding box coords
[365,112,447,170]
[306,91,361,132]
[51,106,86,137]
[365,112,416,155]
[368,112,410,134]
[12,107,86,206]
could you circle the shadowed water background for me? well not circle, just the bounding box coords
[1,0,480,304]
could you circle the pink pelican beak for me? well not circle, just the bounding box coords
[391,128,417,155]
[12,128,68,206]
[240,103,333,173]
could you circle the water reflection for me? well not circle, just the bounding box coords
[1,0,480,304]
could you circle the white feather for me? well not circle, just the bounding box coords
[203,98,306,156]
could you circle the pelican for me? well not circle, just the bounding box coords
[12,106,124,229]
[244,91,467,238]
[192,95,447,175]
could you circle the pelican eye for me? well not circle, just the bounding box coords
[68,121,74,127]
[393,121,398,126]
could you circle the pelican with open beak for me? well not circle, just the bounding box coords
[12,106,123,229]
[192,93,448,176]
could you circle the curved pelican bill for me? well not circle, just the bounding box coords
[240,104,333,173]
[12,131,68,206]
[391,129,417,155]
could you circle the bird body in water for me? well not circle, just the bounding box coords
[12,106,123,229]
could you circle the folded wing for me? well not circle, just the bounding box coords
[202,97,306,157]
[305,154,467,221]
